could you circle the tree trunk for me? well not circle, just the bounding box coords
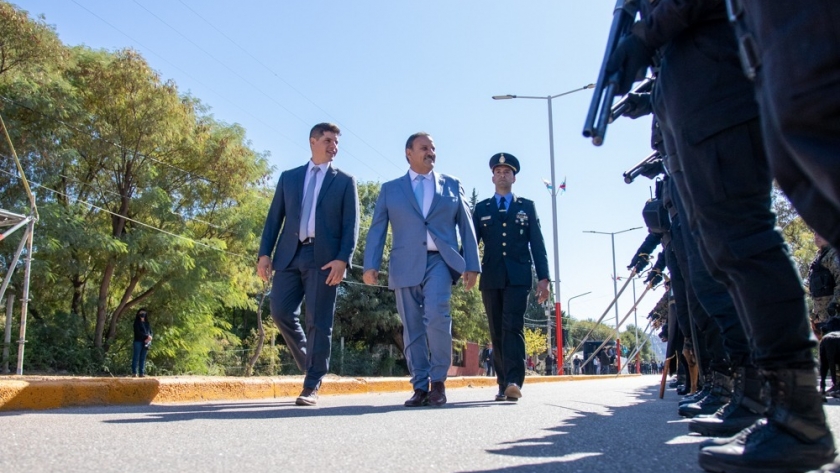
[93,260,116,349]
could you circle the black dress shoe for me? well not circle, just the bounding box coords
[296,386,319,406]
[429,381,447,407]
[404,389,429,407]
[494,389,507,402]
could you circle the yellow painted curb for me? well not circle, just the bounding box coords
[0,374,636,412]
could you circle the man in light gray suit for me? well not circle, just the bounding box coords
[257,123,359,407]
[363,132,480,407]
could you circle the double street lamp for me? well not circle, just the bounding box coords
[492,83,594,374]
[583,227,642,372]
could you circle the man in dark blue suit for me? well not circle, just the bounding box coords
[257,122,359,406]
[473,153,550,402]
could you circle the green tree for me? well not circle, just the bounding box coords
[0,2,64,78]
[568,319,616,355]
[619,324,654,362]
[0,21,270,373]
[468,187,479,212]
[773,185,817,279]
[524,327,547,358]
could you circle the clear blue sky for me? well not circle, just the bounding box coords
[17,1,663,335]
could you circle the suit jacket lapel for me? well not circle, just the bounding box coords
[316,165,337,206]
[292,164,308,221]
[427,173,444,215]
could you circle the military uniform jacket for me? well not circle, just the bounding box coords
[472,194,549,290]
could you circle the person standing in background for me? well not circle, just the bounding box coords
[132,308,152,377]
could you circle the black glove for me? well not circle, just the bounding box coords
[627,253,650,273]
[829,301,838,317]
[621,92,652,119]
[605,30,655,96]
[644,268,663,287]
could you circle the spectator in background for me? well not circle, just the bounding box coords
[132,308,152,377]
[544,350,556,376]
[482,343,495,377]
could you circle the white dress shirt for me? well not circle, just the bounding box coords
[302,160,329,238]
[408,169,438,252]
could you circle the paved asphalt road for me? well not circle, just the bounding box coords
[3,375,840,472]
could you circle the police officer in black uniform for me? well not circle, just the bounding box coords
[727,1,840,252]
[473,153,550,402]
[605,2,835,471]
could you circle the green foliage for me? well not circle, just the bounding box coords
[773,185,817,279]
[567,319,616,355]
[330,340,409,377]
[0,3,504,375]
[0,2,270,375]
[619,324,655,362]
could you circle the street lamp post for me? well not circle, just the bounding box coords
[583,226,641,373]
[566,291,591,371]
[493,83,594,376]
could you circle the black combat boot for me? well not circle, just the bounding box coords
[689,366,766,437]
[699,368,836,473]
[681,373,713,405]
[679,370,732,418]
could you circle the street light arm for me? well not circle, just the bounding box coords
[550,83,595,99]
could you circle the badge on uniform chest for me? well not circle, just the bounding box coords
[515,210,528,227]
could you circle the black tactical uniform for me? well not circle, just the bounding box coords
[606,1,834,471]
[728,1,840,250]
[473,153,549,401]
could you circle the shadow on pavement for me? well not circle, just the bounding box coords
[462,382,707,473]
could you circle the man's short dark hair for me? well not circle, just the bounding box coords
[405,132,431,150]
[310,123,341,140]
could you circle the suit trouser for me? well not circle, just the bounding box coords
[394,253,453,391]
[482,285,529,390]
[269,244,337,390]
[735,1,840,249]
[659,113,815,370]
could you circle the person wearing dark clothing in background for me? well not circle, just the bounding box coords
[481,343,495,377]
[473,153,550,402]
[132,308,152,377]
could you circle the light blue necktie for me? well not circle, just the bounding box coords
[300,167,320,241]
[414,175,425,214]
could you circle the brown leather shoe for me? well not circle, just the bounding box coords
[504,383,522,400]
[295,386,319,406]
[404,388,430,407]
[429,381,447,407]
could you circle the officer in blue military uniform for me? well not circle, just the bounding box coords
[473,153,550,402]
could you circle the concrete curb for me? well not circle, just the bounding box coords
[0,374,623,412]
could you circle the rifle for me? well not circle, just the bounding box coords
[582,0,640,146]
[623,150,663,184]
[610,76,655,123]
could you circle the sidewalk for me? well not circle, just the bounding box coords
[0,374,608,412]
